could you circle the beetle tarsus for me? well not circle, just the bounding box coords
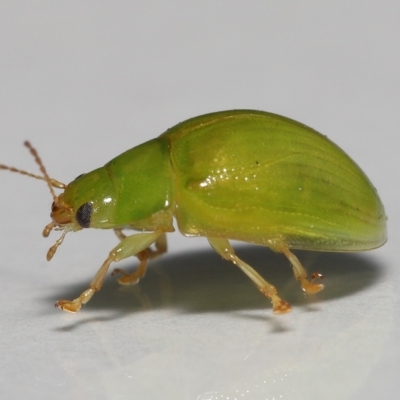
[311,272,324,282]
[55,299,81,313]
[111,262,146,285]
[299,278,324,294]
[112,249,149,285]
[55,288,96,313]
[271,297,292,314]
[300,272,324,294]
[260,289,292,314]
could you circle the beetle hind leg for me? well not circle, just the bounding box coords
[208,237,292,314]
[279,246,324,294]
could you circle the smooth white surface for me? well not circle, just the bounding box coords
[0,2,399,399]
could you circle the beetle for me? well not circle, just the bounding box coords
[0,110,387,314]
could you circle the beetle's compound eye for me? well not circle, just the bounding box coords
[76,203,92,228]
[74,173,86,181]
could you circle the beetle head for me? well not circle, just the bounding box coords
[43,154,116,260]
[2,142,117,261]
[1,142,80,260]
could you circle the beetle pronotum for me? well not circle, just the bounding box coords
[0,110,387,314]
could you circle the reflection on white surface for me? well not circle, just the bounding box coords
[0,245,394,400]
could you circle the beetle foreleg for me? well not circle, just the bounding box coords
[114,230,167,258]
[207,237,292,314]
[55,253,114,313]
[111,233,167,285]
[55,231,164,313]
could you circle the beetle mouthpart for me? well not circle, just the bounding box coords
[43,221,56,237]
[46,228,69,261]
[51,198,73,226]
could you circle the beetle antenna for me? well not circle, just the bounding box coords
[0,142,66,198]
[23,141,66,205]
[0,164,65,188]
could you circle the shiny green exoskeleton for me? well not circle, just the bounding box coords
[0,110,387,314]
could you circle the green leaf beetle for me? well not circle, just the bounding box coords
[0,110,387,314]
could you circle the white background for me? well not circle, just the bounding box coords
[0,2,399,399]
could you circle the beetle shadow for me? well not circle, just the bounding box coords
[45,244,386,320]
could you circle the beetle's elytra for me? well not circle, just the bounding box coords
[0,110,387,314]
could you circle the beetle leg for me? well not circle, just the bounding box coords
[55,231,164,313]
[265,240,324,294]
[280,247,324,294]
[111,233,167,285]
[147,232,167,258]
[207,237,292,314]
[112,250,149,285]
[113,228,127,241]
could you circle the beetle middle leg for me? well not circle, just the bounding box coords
[208,237,292,314]
[55,231,164,313]
[111,232,167,285]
